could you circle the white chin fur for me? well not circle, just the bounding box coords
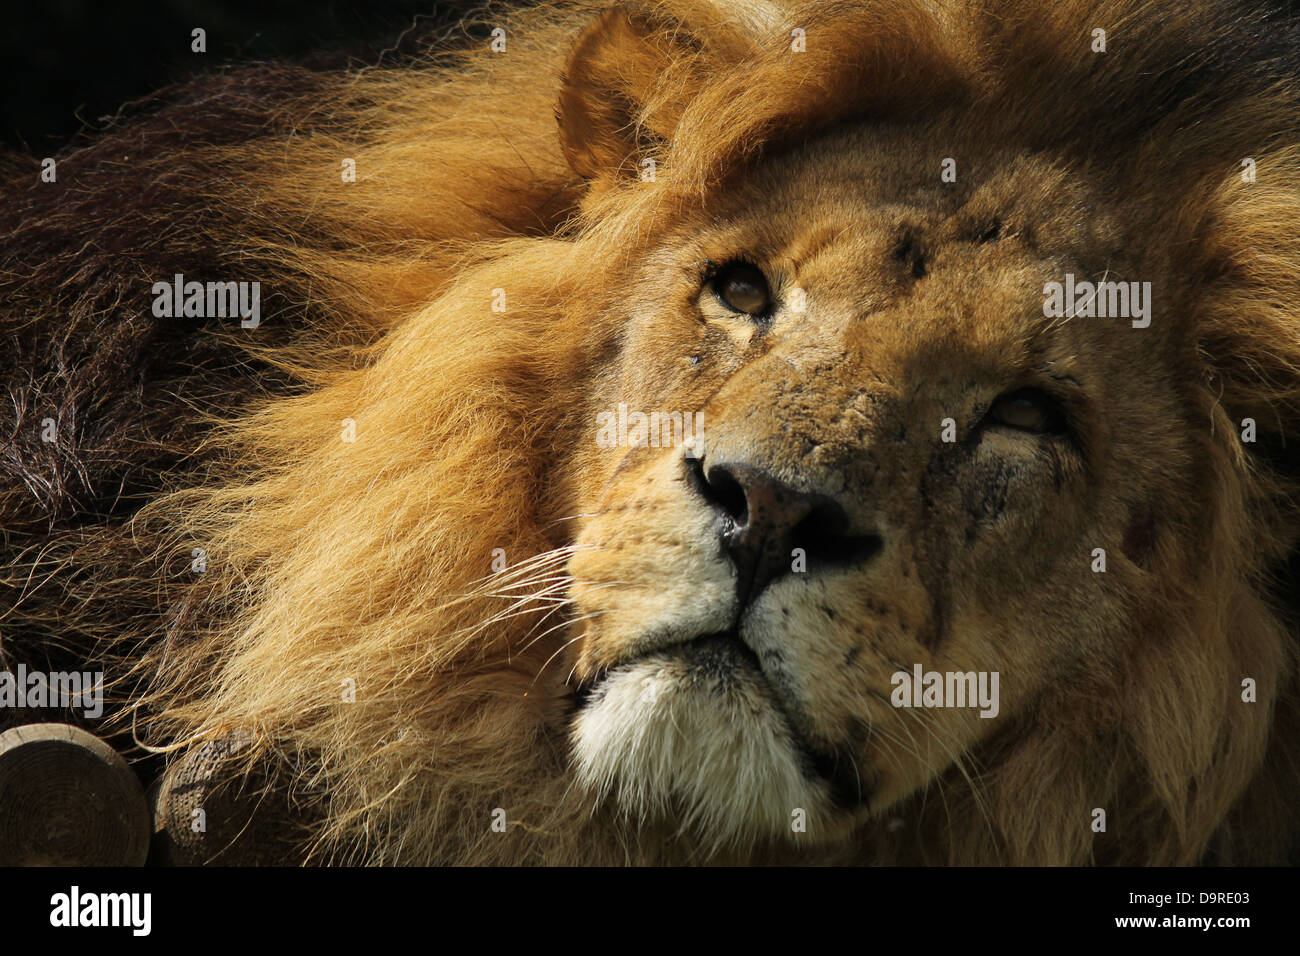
[571,644,828,853]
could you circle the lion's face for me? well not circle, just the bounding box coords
[564,122,1196,850]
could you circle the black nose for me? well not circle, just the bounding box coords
[687,457,882,608]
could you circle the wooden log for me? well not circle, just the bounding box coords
[0,722,150,866]
[149,732,310,865]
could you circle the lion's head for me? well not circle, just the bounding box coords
[6,0,1299,866]
[544,0,1300,863]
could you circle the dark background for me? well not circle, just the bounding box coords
[0,0,508,155]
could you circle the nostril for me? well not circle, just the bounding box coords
[707,466,749,526]
[687,456,883,606]
[792,505,882,566]
[686,458,749,526]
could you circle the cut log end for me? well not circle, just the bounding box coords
[150,733,311,865]
[0,722,150,866]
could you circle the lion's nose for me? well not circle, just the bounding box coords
[687,458,882,608]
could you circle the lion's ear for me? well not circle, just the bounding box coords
[557,1,772,184]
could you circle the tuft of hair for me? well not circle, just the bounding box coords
[571,649,831,856]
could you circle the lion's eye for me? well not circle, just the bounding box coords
[988,388,1066,434]
[711,262,772,317]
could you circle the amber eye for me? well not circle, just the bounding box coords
[711,262,772,317]
[988,388,1066,434]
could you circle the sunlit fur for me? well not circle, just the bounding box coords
[1,0,1299,865]
[571,639,828,853]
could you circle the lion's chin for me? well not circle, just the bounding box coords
[570,634,834,853]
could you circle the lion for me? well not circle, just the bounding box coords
[2,0,1299,866]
